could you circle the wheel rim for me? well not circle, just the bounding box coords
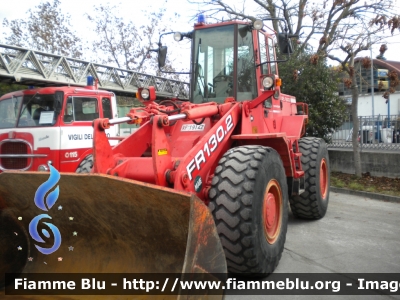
[263,179,282,244]
[320,158,328,199]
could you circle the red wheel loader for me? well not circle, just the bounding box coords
[0,16,330,292]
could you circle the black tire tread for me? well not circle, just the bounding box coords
[289,137,329,219]
[76,155,93,173]
[209,145,287,274]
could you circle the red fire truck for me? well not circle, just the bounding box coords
[0,77,119,173]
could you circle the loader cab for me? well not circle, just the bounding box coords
[156,18,293,106]
[189,21,282,105]
[190,23,258,104]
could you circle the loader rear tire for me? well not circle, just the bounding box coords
[289,137,330,219]
[76,155,93,173]
[208,146,288,275]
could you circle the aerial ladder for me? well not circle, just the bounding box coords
[0,43,189,99]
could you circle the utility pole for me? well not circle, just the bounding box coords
[388,77,390,117]
[370,45,374,120]
[358,16,375,121]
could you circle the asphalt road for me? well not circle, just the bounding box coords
[225,191,400,300]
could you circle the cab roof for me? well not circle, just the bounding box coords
[0,85,114,100]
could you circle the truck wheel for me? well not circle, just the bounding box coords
[289,137,330,219]
[76,155,93,173]
[208,146,288,275]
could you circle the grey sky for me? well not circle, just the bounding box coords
[1,0,399,62]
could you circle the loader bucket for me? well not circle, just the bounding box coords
[0,172,226,299]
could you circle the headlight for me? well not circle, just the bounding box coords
[174,32,182,42]
[141,88,150,100]
[38,164,49,172]
[262,76,274,89]
[253,19,264,30]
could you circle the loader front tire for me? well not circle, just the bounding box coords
[289,137,330,219]
[209,146,288,275]
[76,155,93,173]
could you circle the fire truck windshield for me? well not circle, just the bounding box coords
[15,93,58,127]
[0,96,22,128]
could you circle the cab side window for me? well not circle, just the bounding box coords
[258,31,268,75]
[268,37,277,75]
[236,24,257,101]
[63,98,73,123]
[63,97,99,123]
[102,98,112,119]
[259,35,276,109]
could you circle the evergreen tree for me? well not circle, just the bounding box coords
[279,49,347,141]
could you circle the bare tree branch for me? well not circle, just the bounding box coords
[86,3,177,75]
[2,0,83,58]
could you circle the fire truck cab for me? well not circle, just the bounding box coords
[0,79,119,172]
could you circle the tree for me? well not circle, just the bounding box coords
[279,49,347,141]
[323,13,399,177]
[190,0,399,177]
[2,0,83,58]
[86,2,179,76]
[0,83,26,95]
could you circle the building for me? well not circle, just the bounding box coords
[338,59,400,117]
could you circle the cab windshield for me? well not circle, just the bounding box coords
[191,24,257,104]
[0,93,58,128]
[0,96,22,128]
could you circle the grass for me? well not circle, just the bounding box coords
[331,176,345,188]
[330,172,400,197]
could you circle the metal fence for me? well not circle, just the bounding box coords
[329,115,400,151]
